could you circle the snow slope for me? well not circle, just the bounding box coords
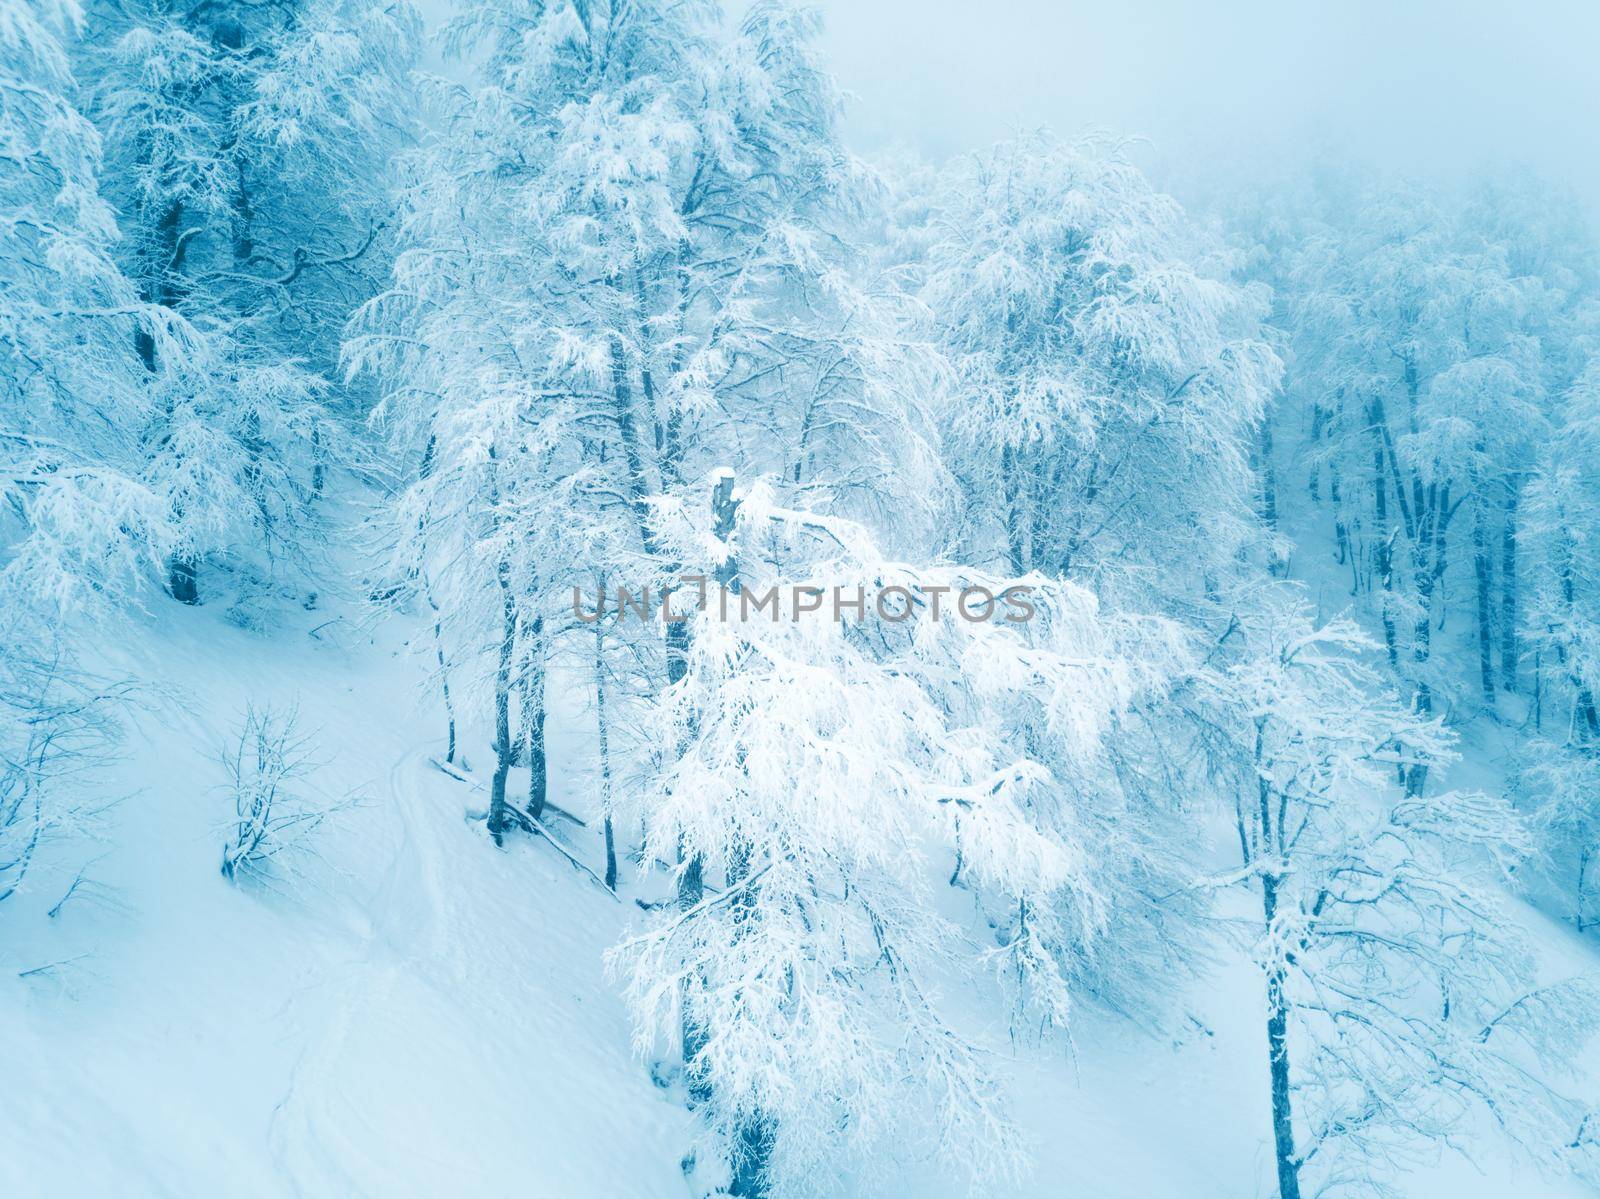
[1,522,1594,1197]
[0,570,690,1198]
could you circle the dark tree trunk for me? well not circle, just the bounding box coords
[522,615,547,822]
[665,619,690,686]
[1534,648,1543,732]
[608,337,658,541]
[1406,482,1448,797]
[231,160,254,262]
[1369,401,1399,667]
[311,423,326,496]
[1473,487,1495,704]
[1257,421,1279,529]
[1330,463,1350,570]
[724,823,771,1195]
[1556,552,1600,741]
[1500,478,1520,692]
[168,554,199,605]
[487,557,517,847]
[1000,442,1028,575]
[1255,422,1283,575]
[1307,404,1324,503]
[1261,871,1303,1199]
[594,578,618,891]
[1578,847,1593,933]
[728,1117,775,1198]
[602,815,617,893]
[140,198,203,606]
[608,336,692,697]
[136,199,185,370]
[424,576,456,763]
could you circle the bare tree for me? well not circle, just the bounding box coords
[218,705,350,883]
[1206,603,1598,1198]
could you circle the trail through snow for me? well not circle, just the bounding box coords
[269,747,441,1195]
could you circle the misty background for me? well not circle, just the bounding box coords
[809,0,1600,210]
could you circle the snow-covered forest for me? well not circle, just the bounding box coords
[6,1,1600,1196]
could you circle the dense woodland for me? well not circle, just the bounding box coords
[6,2,1600,1196]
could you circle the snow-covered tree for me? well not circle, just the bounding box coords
[612,475,1167,1197]
[83,0,419,604]
[350,0,941,839]
[1524,360,1600,744]
[1516,741,1600,930]
[917,132,1281,610]
[1,0,152,909]
[2,0,178,609]
[333,17,1600,1199]
[1514,358,1600,927]
[1205,598,1598,1198]
[893,131,1281,1025]
[1233,172,1598,727]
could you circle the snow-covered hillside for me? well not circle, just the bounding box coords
[2,523,1592,1197]
[0,562,693,1196]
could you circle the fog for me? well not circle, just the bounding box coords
[810,0,1600,208]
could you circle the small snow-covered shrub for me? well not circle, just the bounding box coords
[218,705,344,883]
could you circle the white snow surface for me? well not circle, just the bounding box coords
[1,535,1593,1197]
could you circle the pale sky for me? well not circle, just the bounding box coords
[808,0,1600,208]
